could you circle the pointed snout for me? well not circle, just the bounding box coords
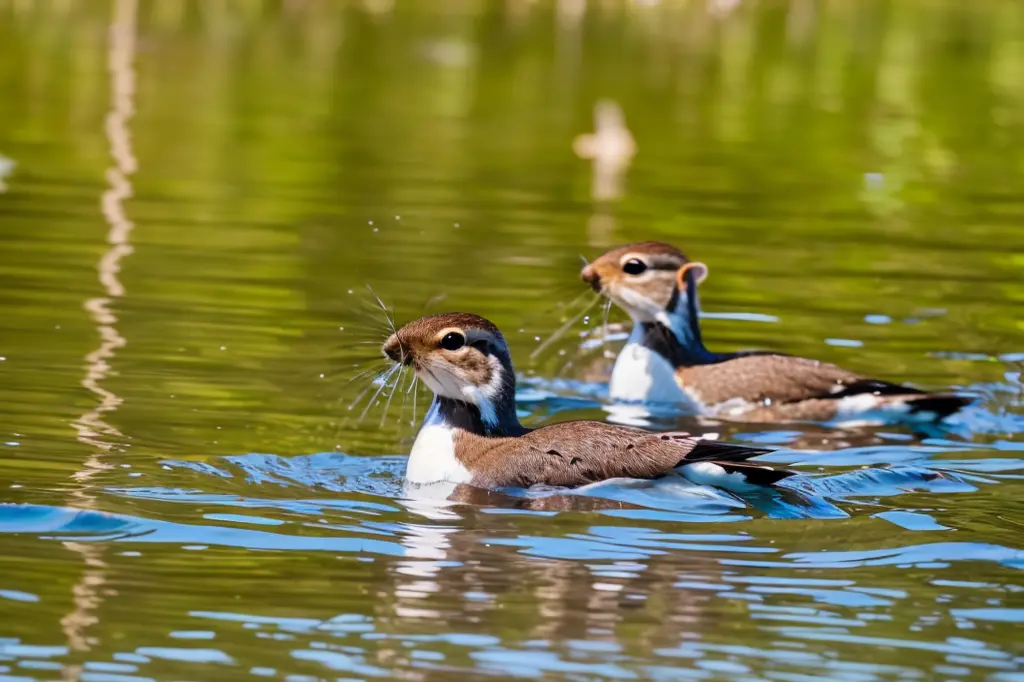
[382,334,412,365]
[581,264,602,293]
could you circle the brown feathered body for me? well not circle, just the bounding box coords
[383,312,794,491]
[582,241,971,425]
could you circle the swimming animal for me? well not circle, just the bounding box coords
[382,312,793,491]
[581,241,971,425]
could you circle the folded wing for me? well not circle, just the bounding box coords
[467,423,790,489]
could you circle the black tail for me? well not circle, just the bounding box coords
[904,394,972,421]
[685,439,773,463]
[713,461,796,486]
[681,440,793,488]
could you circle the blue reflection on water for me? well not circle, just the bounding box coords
[0,504,404,555]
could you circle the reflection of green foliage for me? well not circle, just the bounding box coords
[0,0,1020,453]
[0,2,1022,677]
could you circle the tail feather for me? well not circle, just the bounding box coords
[680,459,794,490]
[713,461,795,486]
[902,393,972,420]
[684,439,773,463]
[674,436,792,489]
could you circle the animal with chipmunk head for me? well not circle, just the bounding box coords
[581,241,971,426]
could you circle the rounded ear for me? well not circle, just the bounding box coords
[676,262,709,291]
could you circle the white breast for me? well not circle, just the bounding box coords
[405,424,473,485]
[609,342,702,410]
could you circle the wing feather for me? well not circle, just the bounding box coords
[465,423,780,489]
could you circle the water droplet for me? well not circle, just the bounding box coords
[454,223,460,228]
[339,326,345,331]
[219,346,227,351]
[395,215,401,220]
[347,289,354,295]
[534,336,541,342]
[0,357,6,361]
[368,220,374,225]
[583,316,591,324]
[319,373,325,379]
[372,227,379,233]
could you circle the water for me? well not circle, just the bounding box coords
[1,1,1023,680]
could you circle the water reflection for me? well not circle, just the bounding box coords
[61,0,138,675]
[2,483,1022,679]
[574,99,636,247]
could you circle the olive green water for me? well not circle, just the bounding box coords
[1,1,1023,680]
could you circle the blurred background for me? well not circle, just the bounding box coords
[0,1,1023,681]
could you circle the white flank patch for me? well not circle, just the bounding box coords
[826,393,913,427]
[405,424,473,485]
[709,397,758,418]
[609,341,700,408]
[680,461,760,493]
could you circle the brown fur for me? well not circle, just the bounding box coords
[384,312,504,361]
[582,242,692,314]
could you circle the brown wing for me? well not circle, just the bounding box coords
[677,354,888,406]
[462,423,771,489]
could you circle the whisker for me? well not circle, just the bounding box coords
[379,365,404,427]
[558,287,596,312]
[349,364,396,414]
[579,254,590,267]
[359,364,399,422]
[601,298,614,358]
[398,367,414,428]
[411,375,420,427]
[537,284,593,315]
[420,291,447,311]
[341,365,381,389]
[530,293,600,360]
[366,284,397,336]
[556,356,577,377]
[349,316,393,339]
[345,305,397,335]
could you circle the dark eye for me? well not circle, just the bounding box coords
[622,258,647,275]
[439,332,465,351]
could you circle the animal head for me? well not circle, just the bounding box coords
[383,312,514,426]
[581,241,708,323]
